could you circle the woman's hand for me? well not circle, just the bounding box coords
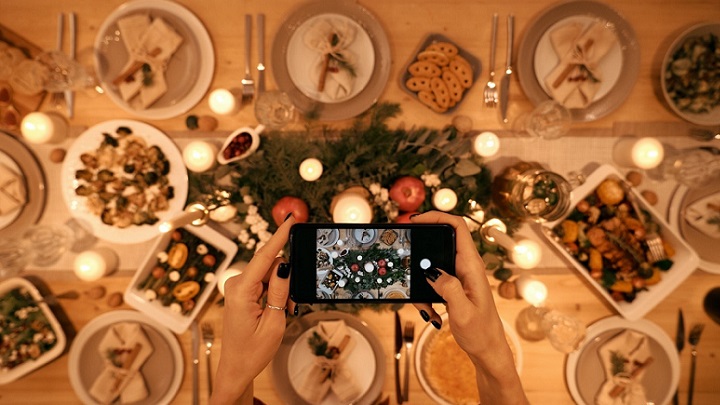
[211,215,296,405]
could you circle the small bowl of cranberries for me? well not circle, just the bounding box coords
[217,124,264,164]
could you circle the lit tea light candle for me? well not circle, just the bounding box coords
[432,188,458,211]
[183,140,218,172]
[332,193,373,223]
[612,137,665,169]
[158,204,208,233]
[299,158,323,181]
[473,131,500,157]
[515,275,548,306]
[208,88,239,115]
[512,239,542,269]
[73,247,118,282]
[20,112,68,144]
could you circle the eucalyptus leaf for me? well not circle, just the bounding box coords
[454,158,482,176]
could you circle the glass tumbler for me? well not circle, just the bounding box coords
[22,224,74,267]
[513,100,572,140]
[254,90,295,130]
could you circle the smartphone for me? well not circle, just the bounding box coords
[289,223,456,303]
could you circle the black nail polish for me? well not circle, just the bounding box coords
[420,310,430,322]
[424,267,441,282]
[277,263,291,279]
[284,212,294,222]
[293,305,299,316]
[431,320,442,330]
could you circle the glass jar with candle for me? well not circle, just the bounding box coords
[491,161,571,222]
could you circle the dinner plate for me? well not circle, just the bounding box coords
[60,119,188,244]
[0,131,46,237]
[317,228,340,247]
[272,0,391,121]
[517,0,639,122]
[352,228,377,245]
[271,311,386,405]
[668,182,720,273]
[68,310,183,405]
[94,0,214,119]
[565,316,679,405]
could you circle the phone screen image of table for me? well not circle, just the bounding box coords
[315,227,411,300]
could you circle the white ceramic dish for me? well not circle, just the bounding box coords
[94,0,214,119]
[0,277,66,385]
[565,316,679,405]
[60,119,188,244]
[67,310,183,405]
[123,224,237,334]
[668,182,720,273]
[660,22,720,126]
[414,313,522,405]
[216,125,263,165]
[271,310,386,405]
[541,164,699,320]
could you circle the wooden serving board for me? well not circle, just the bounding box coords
[0,23,47,134]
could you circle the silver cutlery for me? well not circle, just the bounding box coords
[483,13,499,108]
[36,290,80,304]
[201,322,215,397]
[241,14,255,101]
[673,309,684,405]
[394,312,403,404]
[256,14,266,94]
[687,323,705,405]
[191,321,200,405]
[499,14,514,123]
[65,12,76,119]
[689,127,720,141]
[401,321,415,401]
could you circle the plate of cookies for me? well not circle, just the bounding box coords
[400,33,481,114]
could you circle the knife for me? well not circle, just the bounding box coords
[673,309,685,405]
[257,14,266,94]
[191,321,200,405]
[499,14,514,123]
[394,312,403,404]
[65,12,76,119]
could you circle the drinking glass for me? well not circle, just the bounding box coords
[22,224,74,267]
[513,100,572,140]
[254,90,295,130]
[648,145,720,188]
[36,50,97,93]
[540,309,586,353]
[0,238,32,278]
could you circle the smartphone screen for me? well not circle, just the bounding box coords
[289,223,455,303]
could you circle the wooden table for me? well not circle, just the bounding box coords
[1,0,720,404]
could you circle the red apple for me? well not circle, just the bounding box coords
[271,196,309,225]
[350,263,360,272]
[394,211,420,223]
[389,176,426,212]
[378,267,387,276]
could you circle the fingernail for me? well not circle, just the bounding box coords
[424,267,441,282]
[284,213,294,222]
[420,310,430,322]
[293,305,299,316]
[277,263,291,279]
[431,320,442,330]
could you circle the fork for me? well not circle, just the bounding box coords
[483,13,499,108]
[687,323,705,405]
[402,321,415,401]
[241,14,255,101]
[201,322,215,396]
[624,181,667,263]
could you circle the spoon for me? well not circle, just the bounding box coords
[687,323,705,405]
[703,287,720,326]
[36,290,80,304]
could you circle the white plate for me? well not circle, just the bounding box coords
[94,0,214,119]
[60,119,188,244]
[0,131,46,238]
[668,182,720,273]
[541,164,699,320]
[67,310,183,405]
[272,0,391,121]
[272,311,386,405]
[0,277,66,385]
[660,22,720,126]
[517,0,639,122]
[414,313,522,405]
[286,13,374,104]
[565,316,679,405]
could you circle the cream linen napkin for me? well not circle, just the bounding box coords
[544,20,617,108]
[595,330,653,405]
[685,191,720,238]
[0,162,26,215]
[298,320,362,404]
[303,18,357,100]
[89,322,154,404]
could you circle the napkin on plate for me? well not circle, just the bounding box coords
[0,161,26,215]
[595,329,653,405]
[298,320,362,404]
[89,322,154,404]
[116,15,183,109]
[685,191,720,238]
[303,18,357,100]
[544,20,618,108]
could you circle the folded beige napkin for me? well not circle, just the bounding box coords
[544,20,617,108]
[89,322,154,404]
[595,330,653,405]
[303,18,357,100]
[298,320,362,404]
[0,162,26,215]
[116,15,183,109]
[685,191,720,238]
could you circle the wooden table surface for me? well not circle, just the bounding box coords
[1,0,720,404]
